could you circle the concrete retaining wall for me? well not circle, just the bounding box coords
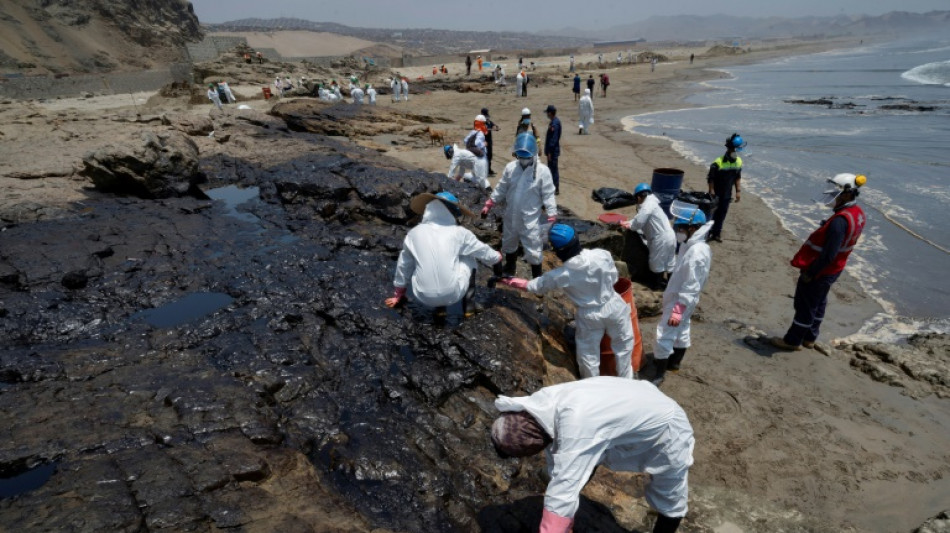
[0,63,193,100]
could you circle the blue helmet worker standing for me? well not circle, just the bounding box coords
[653,207,713,386]
[706,133,745,242]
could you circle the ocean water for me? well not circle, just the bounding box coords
[623,36,950,342]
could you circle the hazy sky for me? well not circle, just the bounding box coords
[190,0,947,32]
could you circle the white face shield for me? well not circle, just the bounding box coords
[814,180,843,207]
[518,156,534,169]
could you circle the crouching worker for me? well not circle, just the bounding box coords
[491,377,694,533]
[385,192,502,327]
[481,132,558,279]
[501,224,634,379]
[653,207,712,386]
[444,144,479,185]
[621,183,676,290]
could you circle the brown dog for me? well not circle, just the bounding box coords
[427,126,446,146]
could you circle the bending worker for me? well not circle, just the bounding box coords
[621,183,676,290]
[772,173,867,351]
[706,133,745,242]
[653,206,712,386]
[385,192,501,327]
[502,224,634,379]
[491,377,694,533]
[443,144,479,185]
[481,132,557,279]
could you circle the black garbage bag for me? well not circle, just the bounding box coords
[591,187,637,210]
[676,190,718,219]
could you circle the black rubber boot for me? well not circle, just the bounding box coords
[492,260,504,278]
[530,263,543,279]
[668,348,686,372]
[652,358,668,387]
[653,514,682,533]
[503,253,519,277]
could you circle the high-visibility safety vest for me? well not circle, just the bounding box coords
[791,204,866,277]
[712,156,742,172]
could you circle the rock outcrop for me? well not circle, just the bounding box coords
[80,131,203,198]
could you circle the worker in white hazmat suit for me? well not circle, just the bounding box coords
[653,207,713,386]
[501,224,635,379]
[386,192,501,327]
[481,132,557,279]
[365,84,377,105]
[578,88,594,134]
[462,115,491,190]
[390,77,401,102]
[206,83,222,111]
[444,144,479,184]
[400,77,409,101]
[621,183,676,289]
[349,84,364,104]
[515,71,524,97]
[491,377,694,533]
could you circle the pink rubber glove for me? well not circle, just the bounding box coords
[668,302,686,327]
[539,508,574,533]
[546,215,557,224]
[620,219,632,229]
[481,198,495,218]
[385,287,407,308]
[502,277,529,291]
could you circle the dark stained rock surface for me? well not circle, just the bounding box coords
[80,130,203,198]
[0,134,646,531]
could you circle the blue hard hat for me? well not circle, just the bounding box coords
[634,183,651,195]
[443,145,453,158]
[727,133,746,151]
[513,132,538,158]
[673,208,707,227]
[549,223,576,249]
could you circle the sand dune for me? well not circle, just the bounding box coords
[211,30,382,57]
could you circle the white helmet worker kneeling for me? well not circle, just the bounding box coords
[491,377,694,533]
[501,224,635,379]
[385,192,502,327]
[481,132,558,279]
[443,144,479,185]
[653,207,713,386]
[621,183,676,290]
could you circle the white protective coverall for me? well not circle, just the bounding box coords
[393,201,500,307]
[400,78,409,101]
[318,87,329,101]
[350,85,364,104]
[462,130,490,189]
[219,82,236,103]
[207,88,222,110]
[655,222,713,359]
[446,144,478,184]
[332,85,342,100]
[390,78,401,102]
[490,158,557,265]
[526,249,634,379]
[622,193,676,274]
[578,88,594,134]
[515,72,524,97]
[366,86,377,105]
[495,377,695,522]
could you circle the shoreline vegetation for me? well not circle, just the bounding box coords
[2,35,948,533]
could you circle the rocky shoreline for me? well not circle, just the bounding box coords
[2,42,948,532]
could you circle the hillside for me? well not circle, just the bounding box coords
[206,17,588,55]
[0,0,202,75]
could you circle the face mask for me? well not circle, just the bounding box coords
[518,157,533,169]
[521,118,530,126]
[676,230,688,244]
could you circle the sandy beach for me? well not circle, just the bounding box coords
[2,36,948,532]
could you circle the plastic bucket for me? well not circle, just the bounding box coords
[651,168,685,217]
[600,277,643,375]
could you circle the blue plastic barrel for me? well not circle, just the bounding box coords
[651,168,685,217]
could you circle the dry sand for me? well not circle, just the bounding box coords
[211,30,383,57]
[2,37,948,532]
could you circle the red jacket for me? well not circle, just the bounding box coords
[791,204,866,277]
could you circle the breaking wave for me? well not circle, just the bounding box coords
[901,60,950,86]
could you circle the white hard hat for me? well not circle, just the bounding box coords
[475,114,487,122]
[521,108,531,116]
[829,173,867,190]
